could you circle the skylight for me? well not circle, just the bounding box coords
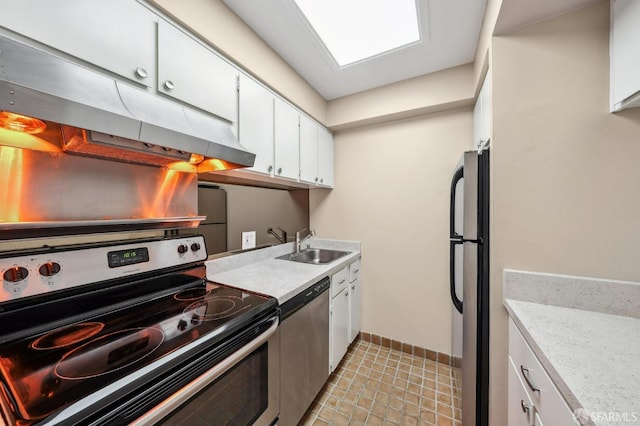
[292,0,420,67]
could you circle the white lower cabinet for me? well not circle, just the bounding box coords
[508,319,575,426]
[348,259,361,343]
[508,357,536,426]
[330,267,349,372]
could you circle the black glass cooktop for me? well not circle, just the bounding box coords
[0,271,276,424]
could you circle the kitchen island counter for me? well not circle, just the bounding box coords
[205,238,361,304]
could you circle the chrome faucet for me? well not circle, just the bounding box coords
[295,228,316,253]
[267,227,287,244]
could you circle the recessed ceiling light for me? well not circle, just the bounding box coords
[292,0,420,67]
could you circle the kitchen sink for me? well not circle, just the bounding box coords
[276,248,351,265]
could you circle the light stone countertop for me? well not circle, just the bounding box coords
[504,270,640,426]
[205,238,361,304]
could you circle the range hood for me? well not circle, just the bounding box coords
[0,34,255,170]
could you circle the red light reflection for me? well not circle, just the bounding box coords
[137,169,197,218]
[0,146,24,221]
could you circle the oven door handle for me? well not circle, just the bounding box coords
[130,316,279,426]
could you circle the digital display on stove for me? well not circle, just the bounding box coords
[107,247,149,268]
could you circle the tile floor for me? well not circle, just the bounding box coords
[300,339,462,426]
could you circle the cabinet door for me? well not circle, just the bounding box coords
[274,98,300,180]
[348,277,361,343]
[0,0,157,87]
[299,115,319,184]
[611,0,640,110]
[238,74,274,175]
[509,320,576,426]
[508,357,536,426]
[158,20,238,122]
[318,127,334,187]
[330,289,349,372]
[331,267,349,298]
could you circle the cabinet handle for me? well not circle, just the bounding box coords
[164,80,175,91]
[339,279,346,284]
[353,269,359,273]
[351,285,355,290]
[135,67,148,79]
[520,400,530,414]
[520,366,540,392]
[345,291,349,297]
[268,165,273,173]
[278,167,282,174]
[315,177,318,183]
[320,178,324,184]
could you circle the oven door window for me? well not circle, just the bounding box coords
[157,343,269,426]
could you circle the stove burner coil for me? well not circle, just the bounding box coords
[173,287,211,301]
[184,296,249,321]
[54,327,164,380]
[31,322,105,350]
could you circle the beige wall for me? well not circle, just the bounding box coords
[327,64,475,131]
[489,2,640,423]
[149,0,327,123]
[310,109,473,354]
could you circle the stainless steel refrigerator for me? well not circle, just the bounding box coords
[449,149,490,426]
[197,183,227,255]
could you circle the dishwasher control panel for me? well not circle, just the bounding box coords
[280,276,330,320]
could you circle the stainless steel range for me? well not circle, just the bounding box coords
[0,235,280,425]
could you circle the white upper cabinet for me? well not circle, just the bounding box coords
[274,98,300,181]
[610,0,640,111]
[238,74,274,175]
[158,20,238,122]
[238,76,301,181]
[299,115,319,184]
[318,127,334,188]
[0,0,157,88]
[300,115,334,187]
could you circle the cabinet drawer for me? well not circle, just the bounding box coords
[508,357,535,426]
[349,259,360,283]
[508,319,575,426]
[331,267,348,298]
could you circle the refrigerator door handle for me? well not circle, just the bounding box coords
[449,164,464,314]
[449,166,464,239]
[449,239,464,314]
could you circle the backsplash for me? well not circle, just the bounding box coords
[213,183,309,251]
[503,269,640,318]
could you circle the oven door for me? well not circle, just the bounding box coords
[131,317,280,426]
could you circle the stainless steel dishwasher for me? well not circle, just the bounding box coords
[279,276,330,426]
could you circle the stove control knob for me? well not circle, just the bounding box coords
[3,266,29,282]
[177,244,189,254]
[190,243,201,252]
[39,262,61,277]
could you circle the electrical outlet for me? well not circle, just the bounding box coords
[242,231,256,250]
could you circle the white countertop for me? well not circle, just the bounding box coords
[205,238,361,304]
[504,270,640,426]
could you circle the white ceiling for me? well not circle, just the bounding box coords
[223,0,487,100]
[223,0,601,101]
